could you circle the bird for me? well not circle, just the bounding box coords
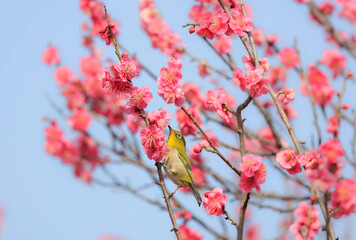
[162,125,202,206]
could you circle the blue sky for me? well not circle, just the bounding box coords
[0,0,355,239]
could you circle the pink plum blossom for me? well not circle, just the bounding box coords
[329,179,356,218]
[202,187,228,216]
[67,108,92,131]
[42,46,60,65]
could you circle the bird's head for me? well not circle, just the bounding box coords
[167,125,186,149]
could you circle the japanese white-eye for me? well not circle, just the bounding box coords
[163,125,202,206]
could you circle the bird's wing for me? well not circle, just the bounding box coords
[178,151,195,185]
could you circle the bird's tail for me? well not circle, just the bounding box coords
[190,184,202,206]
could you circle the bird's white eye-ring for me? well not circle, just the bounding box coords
[176,133,182,139]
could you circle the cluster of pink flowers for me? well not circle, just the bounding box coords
[303,139,345,192]
[289,202,321,240]
[238,154,266,193]
[337,0,356,26]
[179,225,203,240]
[80,0,119,39]
[189,1,253,40]
[44,120,107,183]
[99,52,140,97]
[139,0,184,58]
[300,64,334,106]
[202,187,228,216]
[329,179,356,218]
[206,88,236,124]
[231,56,270,98]
[157,57,185,107]
[140,110,172,162]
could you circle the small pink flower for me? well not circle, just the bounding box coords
[297,151,323,169]
[206,88,235,124]
[320,49,347,78]
[228,9,254,36]
[111,52,139,80]
[60,139,80,164]
[329,179,356,218]
[239,154,262,177]
[189,26,195,34]
[252,28,266,46]
[278,47,299,69]
[193,144,203,153]
[202,187,228,216]
[248,78,269,98]
[126,86,153,113]
[54,66,75,85]
[342,103,349,109]
[278,89,296,105]
[300,65,334,106]
[157,84,185,107]
[208,11,229,35]
[67,108,92,131]
[41,46,60,65]
[98,22,118,45]
[44,120,64,142]
[79,55,102,77]
[276,149,297,169]
[318,139,344,163]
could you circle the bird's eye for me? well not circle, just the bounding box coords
[176,133,182,139]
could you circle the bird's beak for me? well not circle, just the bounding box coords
[168,125,172,131]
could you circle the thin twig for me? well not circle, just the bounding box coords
[155,162,182,240]
[104,6,122,62]
[181,106,241,176]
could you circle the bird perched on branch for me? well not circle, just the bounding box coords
[162,125,202,206]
